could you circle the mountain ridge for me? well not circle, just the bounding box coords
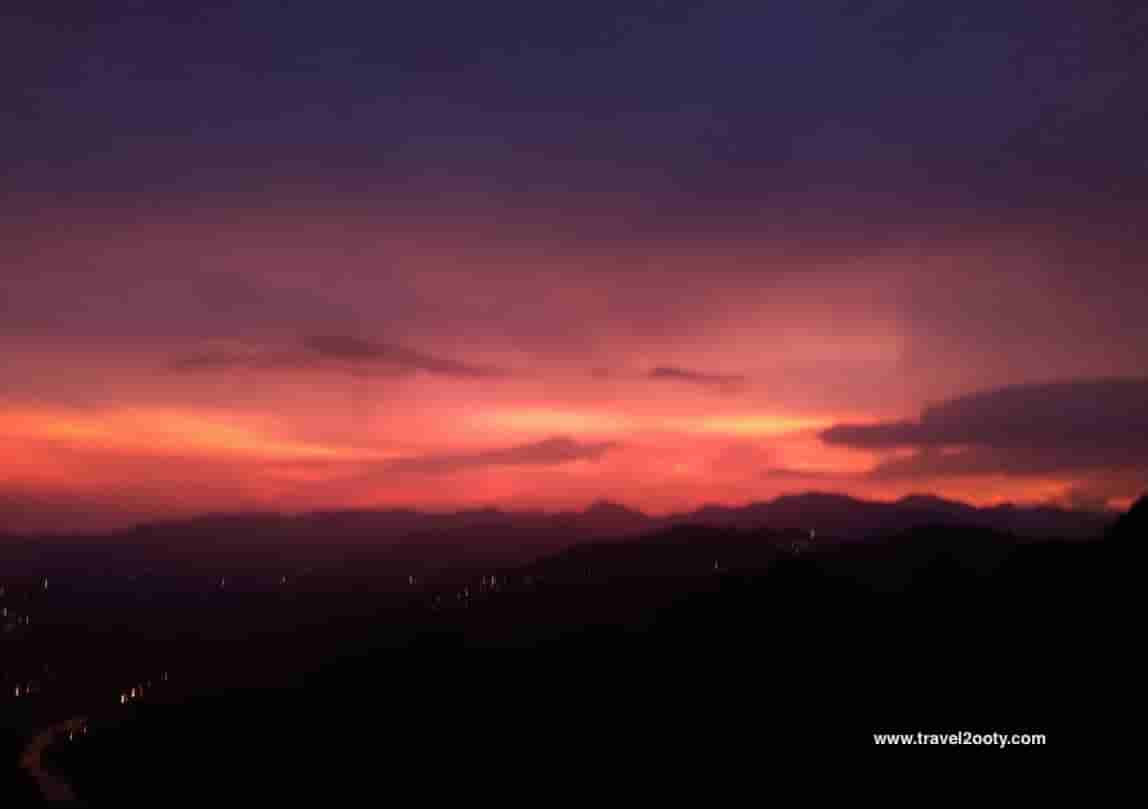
[0,492,1117,574]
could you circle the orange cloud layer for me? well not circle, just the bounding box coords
[0,396,1099,532]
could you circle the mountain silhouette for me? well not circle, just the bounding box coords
[16,494,1143,803]
[0,492,1114,577]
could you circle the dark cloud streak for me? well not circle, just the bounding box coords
[821,378,1148,451]
[170,335,502,379]
[303,336,501,378]
[649,366,748,392]
[383,437,621,476]
[821,378,1148,483]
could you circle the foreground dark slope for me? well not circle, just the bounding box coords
[39,496,1143,797]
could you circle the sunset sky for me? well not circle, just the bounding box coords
[4,2,1146,531]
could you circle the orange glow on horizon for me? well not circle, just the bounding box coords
[0,405,393,463]
[0,397,1107,528]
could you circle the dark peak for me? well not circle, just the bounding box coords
[690,503,737,518]
[583,500,645,519]
[770,492,864,508]
[896,494,968,511]
[459,507,506,517]
[309,508,420,519]
[783,491,857,502]
[133,511,284,532]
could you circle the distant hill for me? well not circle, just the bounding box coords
[0,492,1114,574]
[678,492,1110,541]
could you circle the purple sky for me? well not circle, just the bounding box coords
[3,2,1146,530]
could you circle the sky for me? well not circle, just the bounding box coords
[3,1,1147,531]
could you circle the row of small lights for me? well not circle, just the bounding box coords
[13,682,41,698]
[1,582,40,633]
[119,672,169,705]
[67,722,89,742]
[4,611,32,625]
[13,671,169,703]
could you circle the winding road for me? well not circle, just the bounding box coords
[19,717,86,805]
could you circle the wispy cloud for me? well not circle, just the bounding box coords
[648,366,748,392]
[384,436,621,476]
[169,349,315,373]
[761,466,840,481]
[171,335,502,378]
[302,335,498,377]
